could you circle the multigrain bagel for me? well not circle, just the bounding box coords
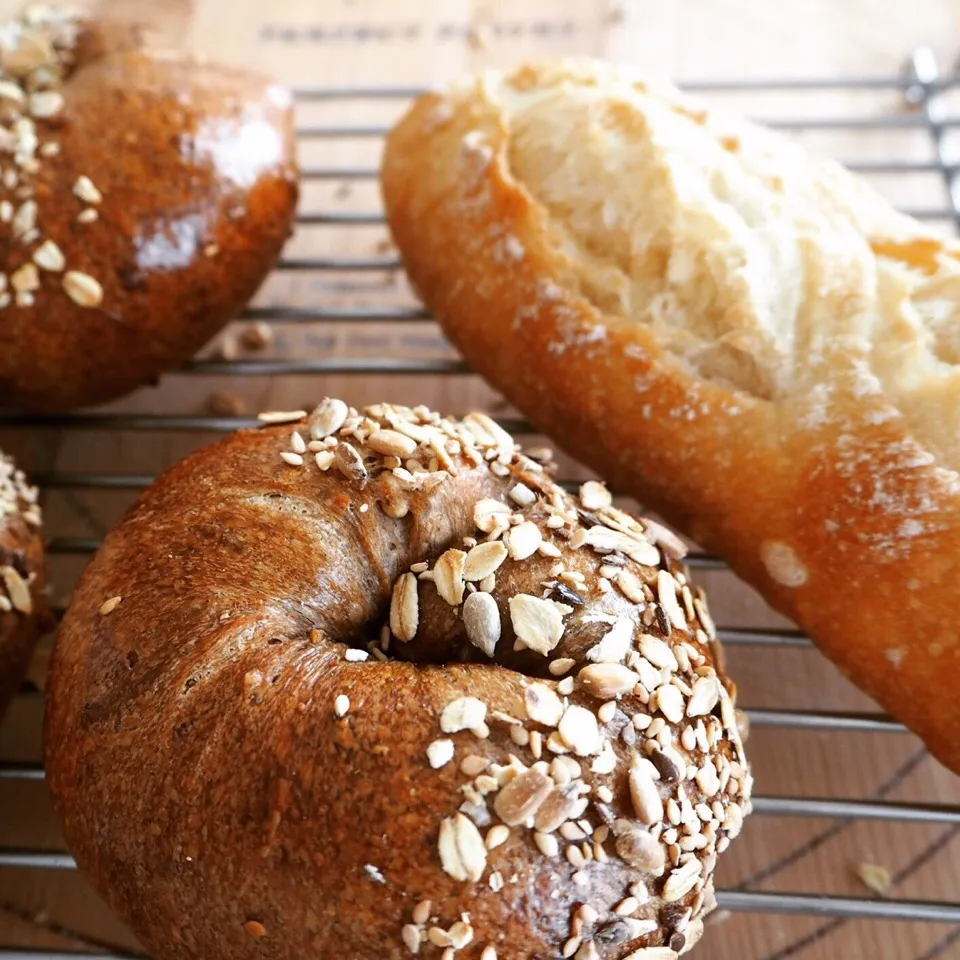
[0,449,43,717]
[0,8,298,411]
[46,401,750,960]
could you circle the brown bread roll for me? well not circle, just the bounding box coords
[0,8,298,411]
[45,400,750,960]
[381,60,960,775]
[0,449,43,716]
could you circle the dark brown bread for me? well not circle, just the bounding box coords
[0,10,298,411]
[46,401,750,960]
[0,450,44,717]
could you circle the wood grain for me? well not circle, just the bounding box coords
[1,1,959,958]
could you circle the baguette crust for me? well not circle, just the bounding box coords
[382,60,960,773]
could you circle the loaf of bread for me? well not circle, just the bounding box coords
[46,400,750,960]
[0,8,298,411]
[382,60,960,775]
[0,449,43,717]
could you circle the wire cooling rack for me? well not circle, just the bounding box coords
[2,49,960,960]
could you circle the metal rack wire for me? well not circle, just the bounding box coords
[2,49,960,960]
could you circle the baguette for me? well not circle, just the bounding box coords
[382,60,960,774]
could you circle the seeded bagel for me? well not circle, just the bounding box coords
[0,8,298,411]
[45,401,751,960]
[0,448,43,717]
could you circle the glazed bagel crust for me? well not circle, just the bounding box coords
[382,60,960,774]
[46,402,749,960]
[0,11,298,411]
[0,452,43,716]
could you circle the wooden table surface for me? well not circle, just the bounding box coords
[1,1,959,959]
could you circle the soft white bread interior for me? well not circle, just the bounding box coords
[382,59,960,774]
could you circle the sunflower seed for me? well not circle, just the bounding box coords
[440,696,487,733]
[63,270,103,308]
[696,762,720,797]
[579,481,612,510]
[1,566,31,613]
[663,859,702,902]
[656,684,685,724]
[613,820,666,874]
[639,634,679,671]
[583,526,660,566]
[309,398,349,439]
[524,683,563,726]
[686,675,720,717]
[616,569,647,603]
[493,768,553,825]
[641,518,688,559]
[462,591,500,657]
[257,410,306,424]
[504,521,541,560]
[390,573,419,642]
[98,595,122,615]
[464,540,507,581]
[315,451,334,470]
[434,549,466,605]
[334,442,366,480]
[448,920,473,949]
[368,429,418,458]
[629,759,664,823]
[427,739,455,768]
[578,664,640,700]
[438,813,487,881]
[508,594,565,655]
[657,570,688,631]
[557,705,601,756]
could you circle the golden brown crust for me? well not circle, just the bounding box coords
[0,10,298,411]
[0,450,44,716]
[382,60,960,775]
[46,401,749,960]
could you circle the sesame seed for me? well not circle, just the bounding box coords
[76,207,98,224]
[485,824,509,849]
[73,175,103,205]
[549,657,576,676]
[62,270,103,308]
[334,694,350,717]
[290,430,306,454]
[242,921,266,937]
[280,451,303,466]
[412,900,432,925]
[480,947,497,960]
[98,595,122,615]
